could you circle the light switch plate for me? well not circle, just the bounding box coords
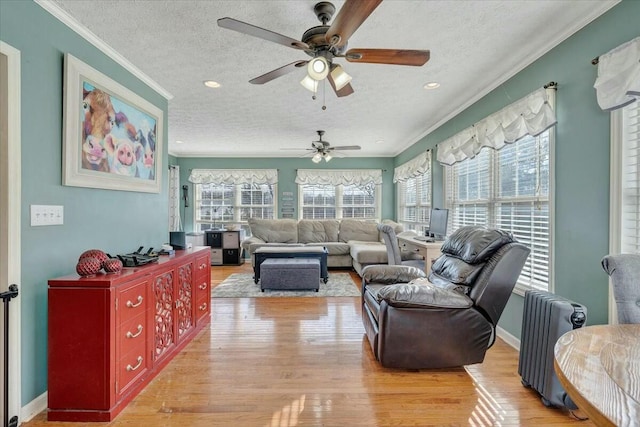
[31,205,64,226]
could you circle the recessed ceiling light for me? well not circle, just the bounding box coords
[376,139,385,144]
[175,140,184,144]
[203,80,221,88]
[423,82,440,90]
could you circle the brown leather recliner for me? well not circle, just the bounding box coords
[361,225,531,369]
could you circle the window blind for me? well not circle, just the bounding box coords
[621,102,640,253]
[445,132,551,292]
[398,170,431,233]
[193,171,277,231]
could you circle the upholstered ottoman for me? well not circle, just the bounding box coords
[260,258,321,291]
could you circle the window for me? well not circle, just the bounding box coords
[445,131,552,292]
[190,169,277,232]
[395,151,432,233]
[296,169,382,220]
[612,101,640,253]
[301,184,336,219]
[397,173,431,233]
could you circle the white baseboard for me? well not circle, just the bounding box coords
[21,391,47,423]
[497,326,520,351]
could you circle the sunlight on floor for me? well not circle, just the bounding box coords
[266,394,306,427]
[467,375,511,426]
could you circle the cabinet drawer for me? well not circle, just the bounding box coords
[195,278,209,301]
[222,232,239,248]
[195,254,210,278]
[195,294,209,324]
[118,280,148,323]
[119,312,147,360]
[211,249,223,265]
[117,342,149,396]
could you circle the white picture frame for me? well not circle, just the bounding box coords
[63,53,163,193]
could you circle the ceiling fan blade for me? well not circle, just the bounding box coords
[331,145,362,150]
[218,17,309,50]
[325,0,382,48]
[345,48,430,66]
[249,60,308,85]
[327,71,355,97]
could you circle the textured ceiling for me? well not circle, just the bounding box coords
[48,0,617,158]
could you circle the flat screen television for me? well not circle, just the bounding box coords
[428,208,449,240]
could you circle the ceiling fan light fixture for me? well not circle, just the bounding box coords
[308,57,329,81]
[312,152,323,163]
[324,152,333,162]
[330,65,352,91]
[300,75,319,93]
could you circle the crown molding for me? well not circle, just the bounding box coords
[396,0,621,156]
[34,0,173,100]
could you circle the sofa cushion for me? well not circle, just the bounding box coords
[298,219,340,243]
[248,218,298,243]
[340,219,379,243]
[306,241,351,256]
[376,283,473,309]
[350,241,388,264]
[441,226,514,264]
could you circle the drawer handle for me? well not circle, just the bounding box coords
[126,296,143,308]
[199,263,207,270]
[199,302,207,311]
[126,324,143,338]
[126,356,143,372]
[199,283,208,290]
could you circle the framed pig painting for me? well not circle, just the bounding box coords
[62,53,163,193]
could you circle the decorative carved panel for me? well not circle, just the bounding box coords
[177,263,193,338]
[154,271,174,360]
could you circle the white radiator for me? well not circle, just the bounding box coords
[518,290,587,408]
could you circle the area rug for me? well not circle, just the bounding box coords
[212,273,361,298]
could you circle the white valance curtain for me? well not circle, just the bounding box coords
[593,37,640,111]
[437,88,557,166]
[295,169,383,186]
[393,151,431,183]
[188,169,278,185]
[168,165,181,232]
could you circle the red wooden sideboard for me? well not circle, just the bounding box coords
[47,247,211,422]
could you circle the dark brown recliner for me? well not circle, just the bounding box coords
[361,225,530,369]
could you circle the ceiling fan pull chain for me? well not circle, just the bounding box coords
[322,79,327,111]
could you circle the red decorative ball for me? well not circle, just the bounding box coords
[76,257,102,277]
[102,258,123,273]
[79,249,108,265]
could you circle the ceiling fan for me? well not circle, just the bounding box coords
[217,0,430,98]
[284,130,361,162]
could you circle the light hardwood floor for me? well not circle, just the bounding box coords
[24,263,590,426]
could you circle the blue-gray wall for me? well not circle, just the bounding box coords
[1,1,169,405]
[394,0,640,336]
[175,157,396,230]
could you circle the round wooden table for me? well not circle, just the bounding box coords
[554,324,640,427]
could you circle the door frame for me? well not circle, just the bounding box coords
[0,40,22,423]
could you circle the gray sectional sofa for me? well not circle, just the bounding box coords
[241,218,419,276]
